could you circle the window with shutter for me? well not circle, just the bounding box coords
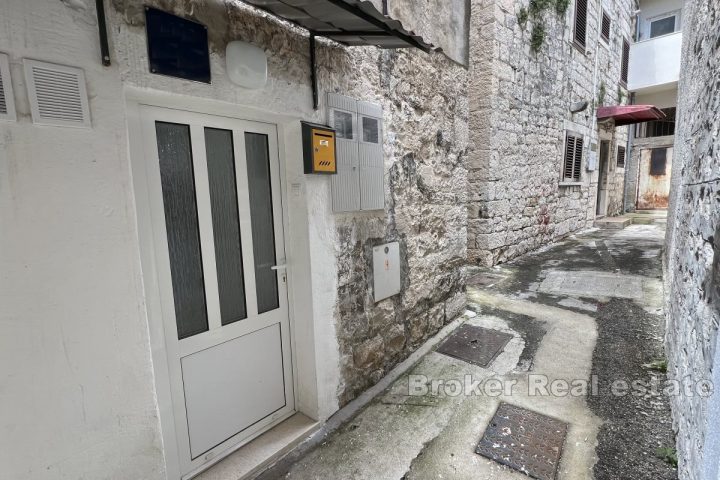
[563,131,584,182]
[621,38,630,85]
[616,145,626,168]
[574,0,588,50]
[601,11,611,43]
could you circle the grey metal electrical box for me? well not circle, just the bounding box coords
[373,242,400,302]
[328,93,384,212]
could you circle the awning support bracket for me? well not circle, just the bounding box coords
[96,0,111,66]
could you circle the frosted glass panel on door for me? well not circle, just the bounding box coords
[155,122,209,340]
[245,132,279,314]
[205,127,247,325]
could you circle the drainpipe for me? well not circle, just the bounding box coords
[623,92,636,212]
[588,0,603,215]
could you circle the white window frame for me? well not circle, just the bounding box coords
[646,10,682,39]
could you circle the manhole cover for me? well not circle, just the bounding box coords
[476,403,568,480]
[436,324,512,368]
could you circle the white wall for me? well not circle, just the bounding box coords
[635,88,678,108]
[0,1,165,479]
[108,0,345,424]
[628,30,682,92]
[0,0,347,479]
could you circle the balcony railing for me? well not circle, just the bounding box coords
[628,31,682,92]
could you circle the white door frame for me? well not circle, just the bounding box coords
[126,94,300,480]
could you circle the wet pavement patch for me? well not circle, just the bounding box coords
[436,324,512,368]
[481,307,546,371]
[467,270,509,287]
[539,270,644,300]
[475,402,567,480]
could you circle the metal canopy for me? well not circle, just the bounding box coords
[242,0,434,52]
[597,105,667,126]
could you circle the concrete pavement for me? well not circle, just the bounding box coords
[257,222,676,480]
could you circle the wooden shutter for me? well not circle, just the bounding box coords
[601,11,611,43]
[621,38,630,85]
[563,132,583,181]
[328,93,360,212]
[574,0,588,49]
[616,145,626,168]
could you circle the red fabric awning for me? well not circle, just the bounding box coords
[596,105,667,126]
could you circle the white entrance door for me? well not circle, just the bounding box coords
[140,106,294,477]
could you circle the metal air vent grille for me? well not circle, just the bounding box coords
[0,53,16,121]
[24,59,90,127]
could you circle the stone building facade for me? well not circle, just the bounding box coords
[664,0,720,478]
[0,1,467,478]
[468,0,634,265]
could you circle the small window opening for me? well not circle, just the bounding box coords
[333,110,354,139]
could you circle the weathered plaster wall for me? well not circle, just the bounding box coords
[388,0,470,65]
[468,0,633,266]
[664,0,720,478]
[0,0,468,478]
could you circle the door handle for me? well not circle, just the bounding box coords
[270,264,287,271]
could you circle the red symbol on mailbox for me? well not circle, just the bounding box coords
[385,259,390,270]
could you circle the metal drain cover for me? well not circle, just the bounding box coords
[476,403,568,480]
[436,324,512,368]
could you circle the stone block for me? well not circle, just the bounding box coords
[353,335,384,370]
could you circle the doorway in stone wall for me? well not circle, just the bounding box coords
[637,147,673,209]
[596,140,610,216]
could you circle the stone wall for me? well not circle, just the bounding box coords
[468,0,633,266]
[332,49,469,404]
[603,126,627,217]
[624,134,675,212]
[664,0,720,478]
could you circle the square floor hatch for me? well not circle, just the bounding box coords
[436,324,512,368]
[475,403,568,480]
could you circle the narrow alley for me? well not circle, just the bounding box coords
[3,1,718,479]
[256,216,675,480]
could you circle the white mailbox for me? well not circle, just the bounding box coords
[373,242,400,302]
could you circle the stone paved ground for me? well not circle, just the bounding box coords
[257,222,677,480]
